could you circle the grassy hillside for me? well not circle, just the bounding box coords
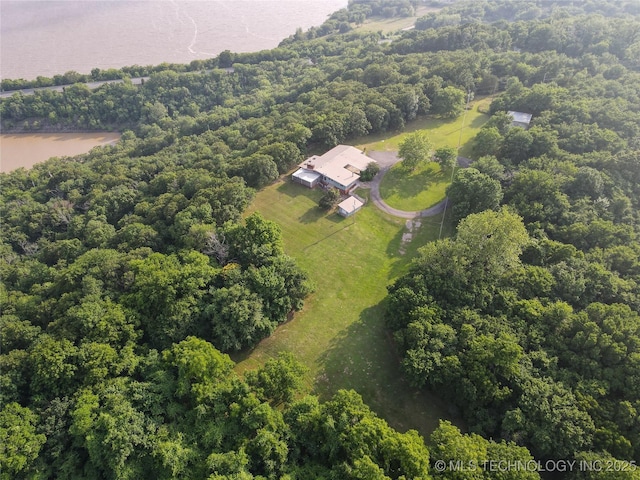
[233,104,490,434]
[354,6,441,33]
[356,96,492,157]
[235,179,459,434]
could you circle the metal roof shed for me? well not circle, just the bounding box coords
[337,196,364,217]
[507,111,533,128]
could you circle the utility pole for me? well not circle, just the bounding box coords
[439,89,472,240]
[352,197,357,225]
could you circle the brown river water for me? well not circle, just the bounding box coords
[0,1,346,172]
[1,1,347,80]
[0,133,121,173]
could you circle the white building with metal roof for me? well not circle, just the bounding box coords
[337,196,364,217]
[507,111,533,129]
[293,145,374,193]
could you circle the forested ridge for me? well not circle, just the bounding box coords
[2,0,640,478]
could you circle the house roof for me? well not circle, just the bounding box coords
[292,168,321,184]
[508,111,533,125]
[338,196,364,214]
[298,145,374,189]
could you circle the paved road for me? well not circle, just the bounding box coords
[363,150,469,219]
[0,68,224,99]
[0,77,149,99]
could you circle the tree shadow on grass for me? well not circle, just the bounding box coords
[229,343,258,365]
[313,301,463,435]
[406,117,447,133]
[276,179,321,200]
[385,221,410,257]
[298,207,344,225]
[301,220,354,252]
[385,225,418,278]
[381,164,445,200]
[299,206,327,224]
[383,212,454,281]
[469,113,489,129]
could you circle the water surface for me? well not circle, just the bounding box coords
[0,132,121,172]
[1,0,347,80]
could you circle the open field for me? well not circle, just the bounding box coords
[355,96,492,158]
[379,161,451,211]
[234,98,491,436]
[235,179,459,435]
[233,101,487,435]
[354,6,440,34]
[350,97,492,211]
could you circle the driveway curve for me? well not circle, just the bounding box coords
[364,150,456,219]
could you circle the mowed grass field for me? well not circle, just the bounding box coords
[233,105,488,435]
[354,6,441,34]
[379,161,450,211]
[356,97,492,211]
[356,96,492,157]
[235,180,457,435]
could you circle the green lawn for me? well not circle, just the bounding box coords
[379,161,451,211]
[355,96,492,158]
[354,6,440,34]
[353,97,491,211]
[233,100,485,436]
[235,179,459,435]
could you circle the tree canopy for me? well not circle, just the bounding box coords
[2,0,640,475]
[398,131,433,171]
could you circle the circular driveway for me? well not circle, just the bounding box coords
[364,150,448,219]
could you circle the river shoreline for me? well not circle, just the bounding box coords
[1,1,347,81]
[0,131,121,173]
[1,0,348,171]
[0,126,121,134]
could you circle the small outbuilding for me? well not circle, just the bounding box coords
[337,196,364,217]
[292,168,321,188]
[507,111,533,129]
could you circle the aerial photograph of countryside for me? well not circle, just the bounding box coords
[1,0,639,478]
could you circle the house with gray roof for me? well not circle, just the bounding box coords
[292,145,375,194]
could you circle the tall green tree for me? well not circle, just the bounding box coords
[123,251,217,349]
[224,212,284,267]
[499,128,534,165]
[431,420,540,480]
[163,336,234,402]
[245,351,308,406]
[0,403,46,480]
[434,145,458,170]
[446,168,503,225]
[319,187,341,210]
[398,131,433,171]
[473,126,503,158]
[454,207,530,278]
[432,86,466,118]
[205,283,269,352]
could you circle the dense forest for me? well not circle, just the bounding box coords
[2,0,640,478]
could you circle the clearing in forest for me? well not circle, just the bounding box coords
[356,96,492,156]
[235,181,457,435]
[357,97,491,212]
[354,6,441,34]
[234,104,488,435]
